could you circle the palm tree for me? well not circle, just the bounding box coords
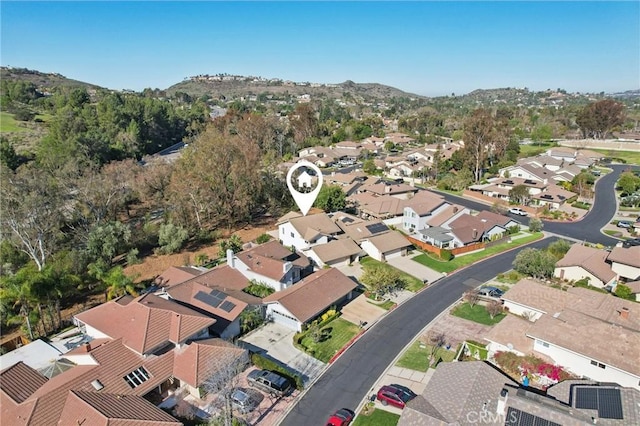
[101,266,138,300]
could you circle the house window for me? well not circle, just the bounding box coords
[290,232,294,238]
[590,360,606,369]
[124,366,150,388]
[281,228,284,234]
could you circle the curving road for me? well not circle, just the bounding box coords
[281,163,636,425]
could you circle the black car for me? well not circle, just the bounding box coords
[622,238,640,248]
[247,369,292,397]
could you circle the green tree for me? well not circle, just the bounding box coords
[512,248,556,279]
[614,284,634,301]
[528,217,543,233]
[239,307,264,333]
[360,266,406,299]
[547,239,571,260]
[219,235,243,258]
[314,185,346,212]
[617,171,640,196]
[158,222,189,254]
[86,221,131,267]
[363,159,377,174]
[101,266,138,300]
[509,185,531,206]
[576,100,625,139]
[0,137,20,171]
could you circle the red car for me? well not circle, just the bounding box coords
[326,408,354,426]
[376,384,416,409]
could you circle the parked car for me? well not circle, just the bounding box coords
[230,388,262,414]
[617,220,633,228]
[326,408,355,426]
[247,369,292,397]
[508,207,528,216]
[622,238,640,248]
[478,286,504,298]
[376,384,416,409]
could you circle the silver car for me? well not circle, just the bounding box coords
[231,388,261,414]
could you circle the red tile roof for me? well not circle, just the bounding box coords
[154,266,203,289]
[58,390,182,426]
[75,294,215,354]
[173,338,247,388]
[0,361,48,403]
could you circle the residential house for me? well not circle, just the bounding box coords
[475,210,521,230]
[278,212,343,251]
[399,360,640,425]
[608,246,640,282]
[228,240,313,291]
[164,281,248,339]
[546,147,577,162]
[448,214,507,246]
[359,181,418,200]
[332,212,390,242]
[263,268,357,331]
[153,266,204,290]
[490,279,640,390]
[401,193,450,232]
[360,231,411,262]
[554,244,617,289]
[0,294,250,425]
[306,239,362,268]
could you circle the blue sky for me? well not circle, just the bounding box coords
[1,1,638,96]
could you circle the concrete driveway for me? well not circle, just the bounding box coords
[387,254,444,284]
[239,322,325,386]
[340,294,386,327]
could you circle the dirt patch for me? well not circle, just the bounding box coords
[124,218,278,283]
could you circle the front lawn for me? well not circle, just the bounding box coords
[353,408,400,426]
[300,318,360,363]
[360,256,425,292]
[396,340,456,372]
[451,303,505,326]
[368,299,396,310]
[413,232,543,274]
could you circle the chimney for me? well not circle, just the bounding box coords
[84,343,91,352]
[226,249,235,269]
[385,186,391,193]
[453,206,458,213]
[620,307,629,320]
[472,229,478,239]
[283,261,293,274]
[496,388,508,416]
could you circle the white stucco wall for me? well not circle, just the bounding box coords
[502,300,544,321]
[611,262,640,281]
[553,266,606,288]
[532,339,640,390]
[83,324,111,340]
[279,222,307,250]
[361,240,382,261]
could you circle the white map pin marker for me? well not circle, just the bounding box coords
[286,160,324,216]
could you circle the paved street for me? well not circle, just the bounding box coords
[280,164,638,425]
[280,236,555,426]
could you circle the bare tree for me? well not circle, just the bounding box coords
[427,331,447,367]
[463,289,480,307]
[486,300,504,319]
[202,344,250,426]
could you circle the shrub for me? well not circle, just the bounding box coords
[256,233,271,244]
[440,249,453,261]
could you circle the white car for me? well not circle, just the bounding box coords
[508,207,528,216]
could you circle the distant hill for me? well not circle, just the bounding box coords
[165,74,427,101]
[0,66,102,92]
[609,89,640,100]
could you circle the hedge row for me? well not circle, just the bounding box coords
[250,353,304,390]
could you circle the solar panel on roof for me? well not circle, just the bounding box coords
[505,407,561,426]
[194,291,223,308]
[598,388,623,420]
[575,387,599,409]
[220,300,236,312]
[365,223,388,234]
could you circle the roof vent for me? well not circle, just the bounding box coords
[91,379,104,391]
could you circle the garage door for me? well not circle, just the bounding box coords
[270,309,301,331]
[327,256,350,268]
[385,249,404,260]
